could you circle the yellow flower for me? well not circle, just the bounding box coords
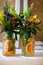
[28,15,37,22]
[0,11,5,17]
[32,15,37,19]
[28,18,34,22]
[35,19,41,24]
[28,15,41,25]
[0,11,5,22]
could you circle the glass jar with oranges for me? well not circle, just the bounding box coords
[3,33,16,56]
[21,33,35,56]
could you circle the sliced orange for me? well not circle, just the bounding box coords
[4,51,15,56]
[27,38,34,43]
[4,40,13,51]
[26,42,34,56]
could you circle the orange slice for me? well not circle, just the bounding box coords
[4,51,15,56]
[26,42,34,56]
[27,38,34,43]
[4,40,13,52]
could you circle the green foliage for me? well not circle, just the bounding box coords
[4,0,9,11]
[24,3,34,22]
[0,2,41,40]
[20,29,25,39]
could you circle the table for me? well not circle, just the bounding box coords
[0,49,43,65]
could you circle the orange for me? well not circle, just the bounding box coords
[26,42,34,56]
[4,40,13,51]
[27,38,34,43]
[4,51,15,56]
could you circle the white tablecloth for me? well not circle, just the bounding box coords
[0,49,43,65]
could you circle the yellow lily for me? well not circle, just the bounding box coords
[35,19,41,24]
[0,11,5,22]
[32,15,37,19]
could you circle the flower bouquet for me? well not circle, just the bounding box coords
[0,0,20,56]
[19,3,41,56]
[0,0,41,56]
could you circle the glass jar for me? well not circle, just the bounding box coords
[3,34,16,56]
[21,33,35,56]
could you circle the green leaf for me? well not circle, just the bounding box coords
[30,27,37,35]
[10,5,15,11]
[30,3,34,10]
[0,21,2,24]
[0,30,4,34]
[35,26,41,31]
[20,29,24,38]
